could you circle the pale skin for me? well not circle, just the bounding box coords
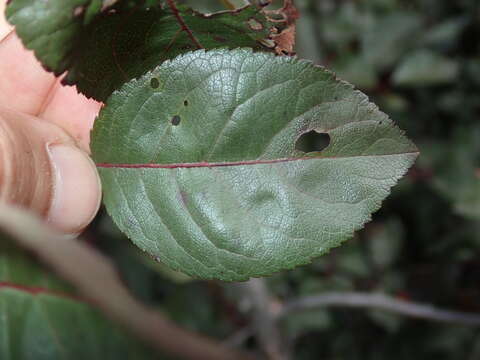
[0,3,102,234]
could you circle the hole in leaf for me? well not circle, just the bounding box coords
[150,78,160,89]
[184,100,189,106]
[171,115,181,126]
[295,131,330,153]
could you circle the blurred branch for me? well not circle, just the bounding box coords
[240,278,289,360]
[281,292,480,326]
[0,205,256,360]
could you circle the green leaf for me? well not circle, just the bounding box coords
[367,218,404,269]
[335,238,371,278]
[361,12,422,70]
[420,17,467,48]
[283,310,331,335]
[0,241,153,360]
[0,242,68,292]
[333,57,378,90]
[393,50,459,87]
[367,309,403,333]
[420,126,480,219]
[92,49,418,281]
[6,0,274,101]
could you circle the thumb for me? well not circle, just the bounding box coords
[0,107,101,234]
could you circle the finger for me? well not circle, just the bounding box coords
[0,107,102,234]
[0,0,12,40]
[39,80,102,153]
[0,32,56,115]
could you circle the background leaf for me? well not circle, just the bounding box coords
[392,50,459,87]
[367,218,404,269]
[92,48,418,281]
[0,241,153,360]
[419,126,480,219]
[6,0,274,100]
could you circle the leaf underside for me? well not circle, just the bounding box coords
[6,0,274,101]
[0,241,151,360]
[92,49,418,281]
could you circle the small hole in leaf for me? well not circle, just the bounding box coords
[295,130,330,153]
[150,78,160,89]
[171,115,181,126]
[184,100,189,106]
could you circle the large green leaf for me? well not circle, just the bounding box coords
[0,242,153,360]
[6,0,274,101]
[92,49,418,281]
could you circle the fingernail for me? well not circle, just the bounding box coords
[48,144,101,234]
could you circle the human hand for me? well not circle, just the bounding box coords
[0,6,102,235]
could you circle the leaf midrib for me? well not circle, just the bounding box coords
[0,282,84,302]
[96,151,419,169]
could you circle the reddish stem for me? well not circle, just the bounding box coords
[95,151,419,170]
[166,0,203,49]
[0,281,86,302]
[96,156,315,169]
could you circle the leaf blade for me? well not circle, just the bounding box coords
[0,238,153,360]
[92,49,418,281]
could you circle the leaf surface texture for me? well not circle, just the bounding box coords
[92,49,418,281]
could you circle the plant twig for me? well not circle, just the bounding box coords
[166,0,203,49]
[0,205,254,360]
[240,278,289,360]
[281,292,480,326]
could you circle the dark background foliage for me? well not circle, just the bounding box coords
[82,0,480,358]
